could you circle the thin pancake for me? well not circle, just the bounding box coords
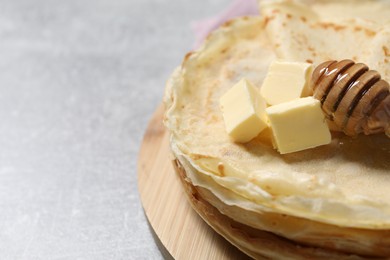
[164,16,390,229]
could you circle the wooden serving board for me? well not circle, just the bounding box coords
[137,105,249,259]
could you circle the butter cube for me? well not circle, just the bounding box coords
[266,97,331,154]
[261,61,313,105]
[220,79,268,143]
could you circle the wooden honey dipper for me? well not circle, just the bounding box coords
[310,59,390,137]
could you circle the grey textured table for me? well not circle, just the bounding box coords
[0,0,229,259]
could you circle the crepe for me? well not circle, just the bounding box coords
[164,0,390,258]
[260,0,390,79]
[174,159,373,259]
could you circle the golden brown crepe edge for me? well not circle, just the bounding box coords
[172,158,382,260]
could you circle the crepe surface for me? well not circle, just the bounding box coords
[164,0,390,257]
[260,0,390,80]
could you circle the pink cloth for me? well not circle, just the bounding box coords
[191,0,259,49]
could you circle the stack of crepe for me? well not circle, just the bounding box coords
[164,0,390,258]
